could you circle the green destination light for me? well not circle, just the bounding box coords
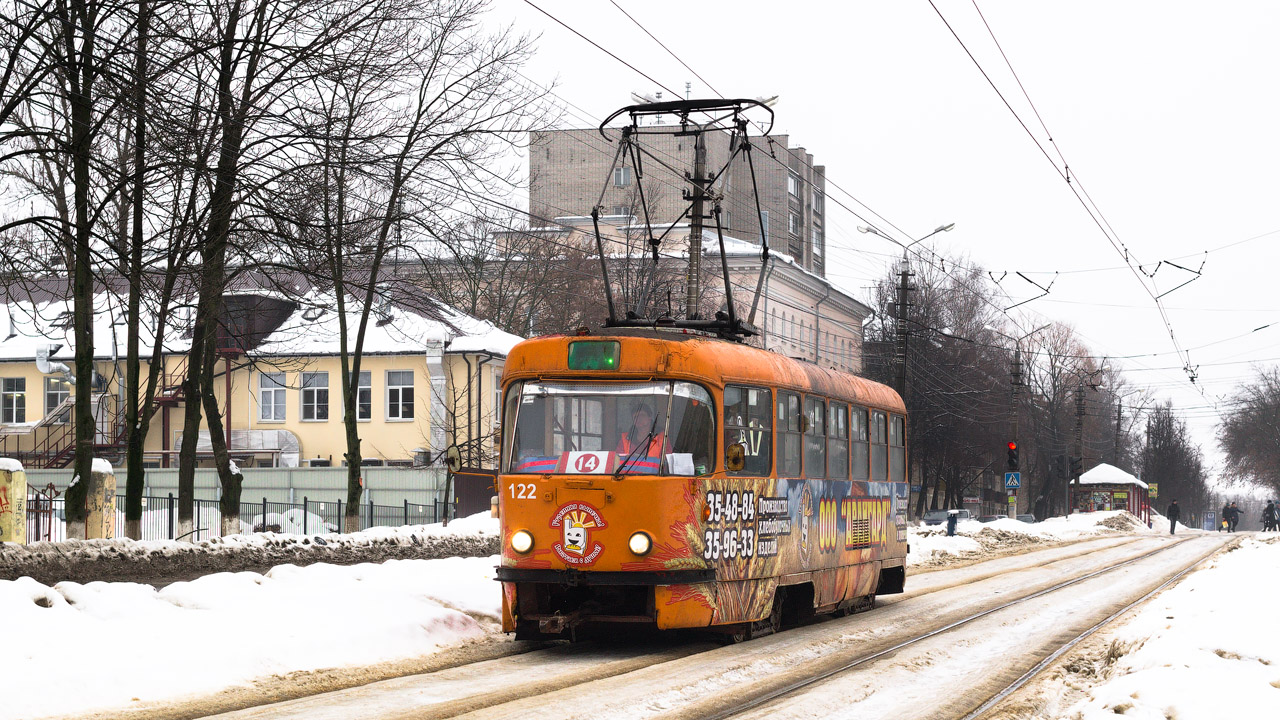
[568,341,621,370]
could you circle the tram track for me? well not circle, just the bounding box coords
[179,534,1205,720]
[957,533,1246,720]
[692,534,1229,720]
[712,533,1236,720]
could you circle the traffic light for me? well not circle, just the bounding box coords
[1006,441,1019,471]
[1070,456,1083,478]
[1055,455,1067,479]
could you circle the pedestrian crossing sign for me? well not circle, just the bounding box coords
[1004,472,1021,489]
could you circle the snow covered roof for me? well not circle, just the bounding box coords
[0,292,167,363]
[250,289,522,358]
[1078,463,1149,489]
[1,275,523,362]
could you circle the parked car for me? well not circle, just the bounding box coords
[922,509,972,525]
[977,515,1003,523]
[1016,514,1037,524]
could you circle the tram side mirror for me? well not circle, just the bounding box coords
[726,443,746,472]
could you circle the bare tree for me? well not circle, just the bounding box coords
[416,215,594,337]
[1219,366,1280,495]
[275,0,547,531]
[167,0,418,538]
[1141,402,1209,512]
[0,0,144,534]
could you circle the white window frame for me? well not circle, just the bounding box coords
[44,377,70,424]
[789,212,799,235]
[259,371,286,422]
[301,371,329,422]
[787,174,799,197]
[813,189,824,215]
[491,363,504,435]
[348,370,372,422]
[613,166,632,187]
[1,377,25,424]
[812,227,823,257]
[386,370,415,421]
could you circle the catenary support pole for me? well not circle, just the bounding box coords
[686,128,707,319]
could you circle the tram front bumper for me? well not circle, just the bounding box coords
[498,567,718,634]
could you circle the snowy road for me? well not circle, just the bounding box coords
[193,533,1232,720]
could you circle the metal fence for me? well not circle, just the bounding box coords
[22,466,450,506]
[25,494,456,544]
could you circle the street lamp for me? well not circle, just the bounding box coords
[858,223,955,257]
[856,223,953,399]
[984,322,1051,350]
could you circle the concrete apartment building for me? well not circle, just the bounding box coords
[529,127,829,276]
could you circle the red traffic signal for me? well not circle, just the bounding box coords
[1007,441,1017,451]
[1006,441,1019,471]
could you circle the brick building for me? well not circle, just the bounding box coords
[529,127,828,276]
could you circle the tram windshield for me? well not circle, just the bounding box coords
[503,380,715,476]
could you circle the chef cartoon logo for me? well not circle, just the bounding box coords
[550,502,608,565]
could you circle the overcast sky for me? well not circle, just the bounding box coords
[498,0,1280,479]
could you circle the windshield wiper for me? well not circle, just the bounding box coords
[614,430,654,480]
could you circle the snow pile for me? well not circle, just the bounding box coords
[1062,536,1280,720]
[91,458,114,475]
[1,512,500,586]
[909,511,1161,567]
[0,457,23,473]
[0,555,500,720]
[239,507,338,534]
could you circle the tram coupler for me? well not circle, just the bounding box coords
[538,612,579,635]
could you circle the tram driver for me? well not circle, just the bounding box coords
[616,402,668,458]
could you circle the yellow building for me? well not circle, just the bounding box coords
[0,281,519,471]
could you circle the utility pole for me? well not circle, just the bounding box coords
[1009,346,1022,517]
[1011,347,1023,441]
[893,259,913,397]
[1071,379,1085,511]
[685,129,707,319]
[1113,399,1123,465]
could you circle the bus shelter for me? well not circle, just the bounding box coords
[1071,463,1151,524]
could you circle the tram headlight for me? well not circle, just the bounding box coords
[628,531,652,556]
[510,529,534,554]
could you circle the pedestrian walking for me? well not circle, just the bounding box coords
[1226,501,1241,532]
[1262,500,1276,532]
[1221,502,1231,532]
[1166,500,1180,535]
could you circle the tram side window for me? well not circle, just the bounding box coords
[725,385,772,476]
[776,391,802,477]
[870,410,888,481]
[668,382,716,475]
[804,397,826,478]
[851,407,869,480]
[828,402,849,480]
[890,414,906,483]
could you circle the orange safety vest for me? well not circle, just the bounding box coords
[617,432,666,457]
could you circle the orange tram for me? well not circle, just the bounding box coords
[496,328,909,640]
